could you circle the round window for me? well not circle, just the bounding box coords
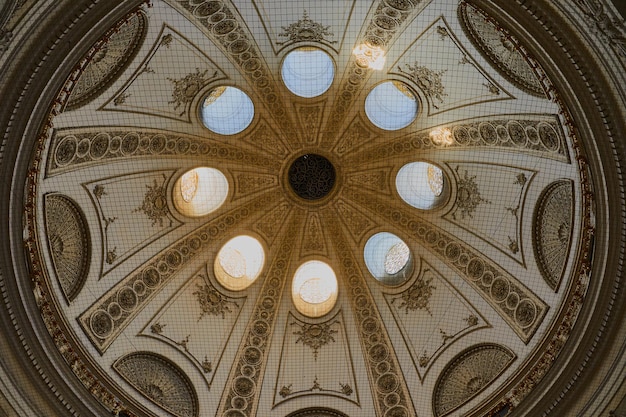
[281,47,334,98]
[200,86,254,135]
[214,236,265,291]
[292,261,338,317]
[365,81,418,130]
[396,162,447,210]
[364,232,414,286]
[173,167,228,217]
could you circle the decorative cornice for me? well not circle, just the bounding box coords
[469,1,625,415]
[1,2,156,416]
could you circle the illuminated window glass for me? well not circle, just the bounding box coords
[384,242,411,275]
[365,81,418,130]
[173,167,228,217]
[292,261,338,318]
[200,86,254,135]
[365,232,413,286]
[353,43,386,70]
[214,236,265,291]
[396,162,447,210]
[180,170,199,203]
[282,47,334,98]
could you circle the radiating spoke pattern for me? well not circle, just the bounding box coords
[24,1,595,417]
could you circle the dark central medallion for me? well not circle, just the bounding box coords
[288,154,336,200]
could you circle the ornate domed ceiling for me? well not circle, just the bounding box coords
[1,1,626,417]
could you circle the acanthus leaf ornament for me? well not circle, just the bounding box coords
[277,10,337,46]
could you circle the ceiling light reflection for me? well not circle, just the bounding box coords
[429,127,454,146]
[353,43,385,70]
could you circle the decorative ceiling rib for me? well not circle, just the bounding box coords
[4,1,621,417]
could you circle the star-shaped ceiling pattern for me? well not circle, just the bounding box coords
[22,1,596,417]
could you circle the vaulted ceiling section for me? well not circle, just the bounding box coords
[1,1,626,417]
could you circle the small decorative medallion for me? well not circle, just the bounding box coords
[193,281,239,320]
[453,167,491,220]
[399,62,447,107]
[167,68,218,113]
[277,10,337,46]
[392,275,436,315]
[134,179,171,227]
[292,321,338,359]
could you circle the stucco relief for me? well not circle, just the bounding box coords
[114,352,199,417]
[320,0,433,149]
[345,186,548,343]
[174,0,297,133]
[274,312,358,407]
[143,271,246,386]
[390,17,514,115]
[343,116,569,166]
[44,194,91,302]
[217,211,303,417]
[277,10,338,47]
[64,11,147,110]
[326,210,417,417]
[47,129,282,175]
[101,24,227,122]
[458,1,547,97]
[533,180,574,290]
[85,172,180,277]
[433,343,515,416]
[384,261,489,381]
[300,213,328,257]
[79,190,281,353]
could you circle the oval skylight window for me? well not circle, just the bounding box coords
[214,235,265,291]
[200,86,254,135]
[173,167,228,217]
[396,162,447,210]
[365,81,418,130]
[292,261,338,318]
[364,232,413,286]
[281,47,334,98]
